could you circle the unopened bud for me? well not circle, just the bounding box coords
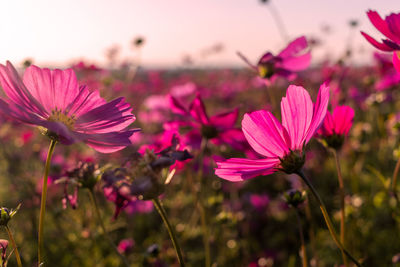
[284,190,307,208]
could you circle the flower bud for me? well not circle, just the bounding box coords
[0,208,10,226]
[0,205,20,226]
[284,189,307,208]
[278,149,305,174]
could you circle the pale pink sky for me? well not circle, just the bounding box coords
[0,0,398,68]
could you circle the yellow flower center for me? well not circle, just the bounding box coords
[48,108,76,130]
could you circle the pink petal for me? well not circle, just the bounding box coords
[0,62,47,117]
[332,106,354,136]
[65,86,106,117]
[0,98,47,126]
[281,85,313,150]
[214,157,279,182]
[169,94,188,115]
[360,32,394,52]
[23,65,80,114]
[367,10,400,44]
[242,110,290,158]
[393,51,400,73]
[317,111,334,137]
[210,108,238,129]
[75,97,135,133]
[280,52,311,71]
[189,94,209,125]
[304,83,330,143]
[278,36,308,59]
[80,130,140,153]
[387,13,400,39]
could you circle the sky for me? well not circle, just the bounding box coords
[0,0,398,68]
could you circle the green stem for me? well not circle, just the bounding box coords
[391,156,400,203]
[295,170,362,267]
[5,226,22,267]
[197,138,211,267]
[333,150,349,267]
[38,139,57,266]
[88,189,130,267]
[295,210,308,267]
[152,198,185,267]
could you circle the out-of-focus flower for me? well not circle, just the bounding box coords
[103,146,192,219]
[139,131,192,172]
[237,36,311,83]
[168,93,247,150]
[317,106,354,150]
[0,239,8,267]
[283,189,306,208]
[214,84,329,181]
[373,53,400,91]
[117,238,135,254]
[0,205,20,226]
[249,194,270,212]
[361,10,400,72]
[59,162,101,209]
[0,61,139,153]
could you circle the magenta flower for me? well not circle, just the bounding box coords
[117,239,135,254]
[318,106,354,137]
[238,36,311,83]
[167,93,247,151]
[215,84,329,182]
[317,106,354,149]
[0,61,138,153]
[361,10,400,72]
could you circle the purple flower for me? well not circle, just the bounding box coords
[0,61,139,153]
[238,36,311,83]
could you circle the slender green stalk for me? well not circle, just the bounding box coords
[152,198,185,267]
[303,196,318,265]
[332,150,349,267]
[197,138,211,267]
[391,157,400,202]
[5,226,22,267]
[88,189,130,267]
[266,2,289,42]
[295,170,362,267]
[295,210,308,267]
[38,139,57,265]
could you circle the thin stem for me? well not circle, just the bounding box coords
[332,150,349,267]
[5,226,22,267]
[152,198,185,267]
[38,139,57,266]
[391,157,400,203]
[197,138,211,267]
[295,170,362,267]
[266,2,289,42]
[88,189,130,267]
[295,210,308,267]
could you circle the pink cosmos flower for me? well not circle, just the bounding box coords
[0,61,138,153]
[238,36,311,83]
[373,52,400,91]
[361,10,400,72]
[317,106,354,149]
[117,239,135,254]
[139,130,192,172]
[214,84,329,182]
[318,106,354,137]
[167,93,247,151]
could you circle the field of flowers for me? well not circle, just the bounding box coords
[0,7,400,267]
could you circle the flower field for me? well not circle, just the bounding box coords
[0,4,400,267]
